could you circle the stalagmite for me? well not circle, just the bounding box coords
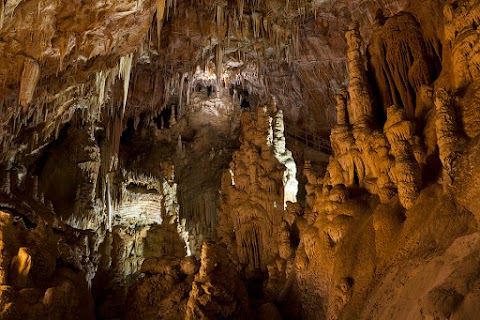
[434,88,461,186]
[176,134,182,154]
[345,21,373,125]
[335,90,348,125]
[218,102,293,273]
[9,247,32,288]
[19,58,41,112]
[384,105,421,209]
[272,107,298,206]
[0,211,13,284]
[186,243,250,319]
[321,23,426,209]
[169,104,176,126]
[303,160,319,209]
[326,87,364,192]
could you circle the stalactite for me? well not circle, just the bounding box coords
[216,45,223,85]
[216,1,225,35]
[237,0,244,21]
[19,58,41,112]
[178,73,187,115]
[96,71,108,120]
[252,12,261,39]
[157,0,166,46]
[166,0,172,20]
[0,0,5,29]
[272,23,283,54]
[186,77,191,110]
[368,12,436,119]
[103,114,123,179]
[118,53,134,115]
[106,173,113,232]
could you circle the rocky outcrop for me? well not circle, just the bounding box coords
[0,210,96,320]
[125,256,198,320]
[186,242,250,320]
[126,243,249,320]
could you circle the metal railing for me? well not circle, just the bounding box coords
[284,122,332,154]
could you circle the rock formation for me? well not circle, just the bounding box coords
[368,12,439,119]
[125,256,197,320]
[383,105,422,209]
[322,22,423,209]
[186,242,250,320]
[217,100,297,275]
[0,210,96,320]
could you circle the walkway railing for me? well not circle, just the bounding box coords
[284,122,332,154]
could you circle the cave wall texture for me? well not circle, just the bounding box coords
[1,0,480,319]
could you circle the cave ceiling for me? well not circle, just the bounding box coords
[0,0,410,159]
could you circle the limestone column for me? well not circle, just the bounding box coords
[384,105,421,209]
[169,105,176,126]
[335,89,348,125]
[345,21,373,125]
[434,88,461,186]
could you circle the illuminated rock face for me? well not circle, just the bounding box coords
[322,22,423,210]
[217,101,297,274]
[3,1,480,320]
[0,210,95,320]
[272,107,299,206]
[288,2,480,319]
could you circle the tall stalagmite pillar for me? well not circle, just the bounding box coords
[345,21,373,126]
[335,89,349,126]
[384,105,421,209]
[434,88,461,187]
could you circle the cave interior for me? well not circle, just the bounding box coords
[1,0,480,319]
